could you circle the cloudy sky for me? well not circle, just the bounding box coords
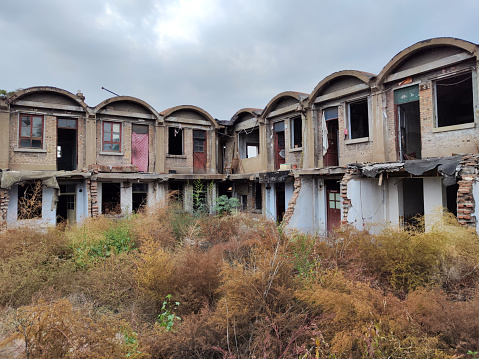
[0,0,478,119]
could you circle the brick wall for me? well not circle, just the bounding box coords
[282,177,301,225]
[457,154,477,227]
[340,168,358,224]
[0,189,9,229]
[9,114,57,168]
[87,179,99,217]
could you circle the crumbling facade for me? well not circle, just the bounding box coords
[1,37,479,234]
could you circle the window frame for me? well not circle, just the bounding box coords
[19,114,44,149]
[290,116,303,149]
[433,70,476,129]
[102,121,122,153]
[347,97,370,141]
[168,126,184,155]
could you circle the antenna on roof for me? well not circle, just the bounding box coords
[101,87,120,97]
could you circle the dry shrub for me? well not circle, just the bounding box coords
[0,226,70,261]
[212,224,306,358]
[406,289,479,355]
[2,298,148,358]
[143,304,222,359]
[0,244,75,307]
[296,271,453,358]
[133,202,176,249]
[73,252,138,311]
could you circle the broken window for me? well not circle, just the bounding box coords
[348,99,369,139]
[102,121,121,152]
[290,116,302,148]
[435,72,474,127]
[19,114,43,148]
[17,181,43,219]
[132,183,148,213]
[168,127,183,155]
[238,128,259,159]
[101,183,121,215]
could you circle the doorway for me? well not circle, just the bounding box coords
[132,124,149,172]
[402,178,424,229]
[274,122,285,170]
[325,180,341,233]
[395,85,421,160]
[193,130,207,174]
[57,119,77,171]
[102,183,121,215]
[57,184,76,225]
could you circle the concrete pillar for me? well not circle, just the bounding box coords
[85,114,97,167]
[121,182,132,214]
[155,125,165,173]
[0,102,10,169]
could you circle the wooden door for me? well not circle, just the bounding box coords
[274,132,285,170]
[193,130,207,174]
[327,189,341,233]
[132,125,149,172]
[323,119,338,167]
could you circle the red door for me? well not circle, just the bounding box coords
[324,119,338,167]
[327,189,341,232]
[132,125,149,172]
[193,130,207,173]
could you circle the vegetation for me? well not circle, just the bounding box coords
[1,204,479,358]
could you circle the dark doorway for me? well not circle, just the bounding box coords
[193,130,207,174]
[276,182,285,223]
[446,183,459,217]
[57,184,76,224]
[169,181,184,206]
[102,183,121,215]
[274,122,285,170]
[325,180,341,233]
[255,182,262,210]
[132,183,148,213]
[57,119,77,171]
[403,178,424,229]
[398,101,421,160]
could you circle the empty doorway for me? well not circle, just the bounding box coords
[101,183,121,215]
[323,107,339,167]
[57,118,77,171]
[276,182,285,223]
[274,122,285,170]
[395,85,421,160]
[57,184,76,224]
[402,178,424,228]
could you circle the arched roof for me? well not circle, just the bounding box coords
[262,91,308,119]
[160,105,219,129]
[307,70,373,107]
[376,37,478,86]
[93,96,161,120]
[7,86,90,112]
[230,108,263,125]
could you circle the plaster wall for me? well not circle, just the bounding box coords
[347,178,386,231]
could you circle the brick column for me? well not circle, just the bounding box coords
[88,179,99,217]
[282,177,302,226]
[457,154,477,227]
[340,168,358,224]
[0,189,9,230]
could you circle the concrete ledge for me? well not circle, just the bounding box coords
[14,148,47,153]
[345,137,370,145]
[432,122,475,133]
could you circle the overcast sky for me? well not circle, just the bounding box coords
[1,0,478,119]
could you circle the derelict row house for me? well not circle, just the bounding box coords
[1,37,479,234]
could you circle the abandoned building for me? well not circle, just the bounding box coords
[1,37,479,234]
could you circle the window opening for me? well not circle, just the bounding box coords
[103,122,121,152]
[19,114,43,148]
[290,116,302,148]
[101,183,121,215]
[348,99,369,139]
[435,72,474,127]
[132,183,148,213]
[17,181,43,219]
[193,130,205,152]
[168,127,183,155]
[238,128,259,159]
